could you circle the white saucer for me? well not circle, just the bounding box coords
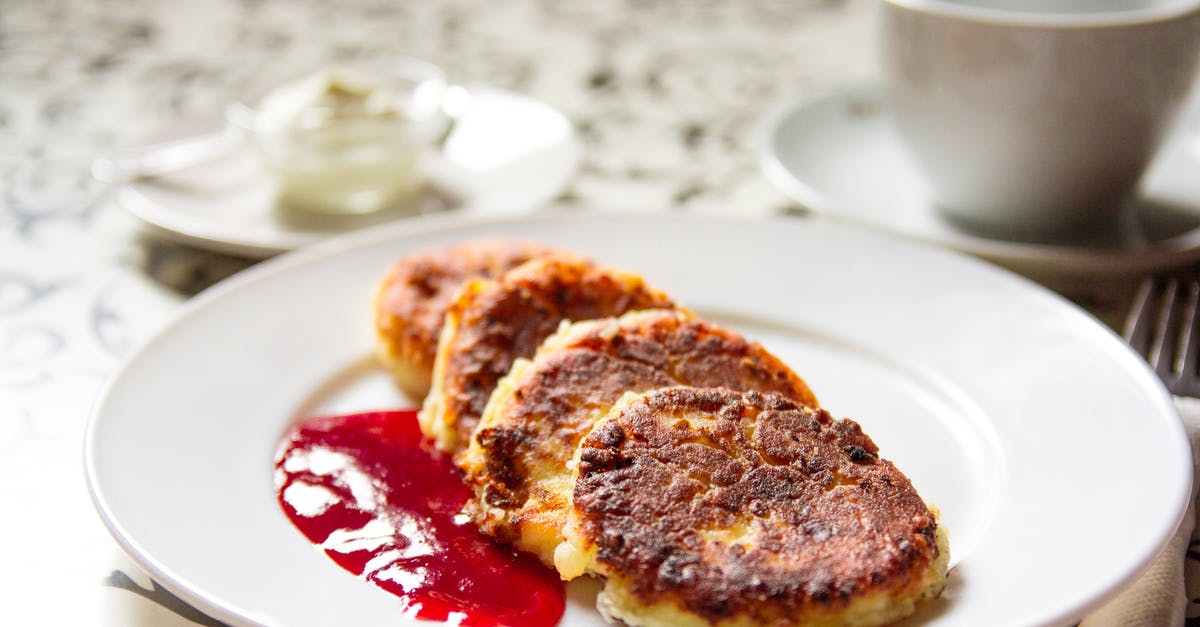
[114,87,582,258]
[758,85,1200,278]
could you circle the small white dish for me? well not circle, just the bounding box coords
[114,87,581,258]
[85,212,1189,626]
[225,61,462,216]
[758,85,1200,278]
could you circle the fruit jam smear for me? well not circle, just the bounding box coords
[275,410,565,626]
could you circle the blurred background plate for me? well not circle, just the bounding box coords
[113,87,581,258]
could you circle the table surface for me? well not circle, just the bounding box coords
[1,0,1193,624]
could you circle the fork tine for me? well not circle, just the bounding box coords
[1149,277,1180,381]
[1124,273,1200,397]
[1177,278,1200,392]
[1124,277,1157,351]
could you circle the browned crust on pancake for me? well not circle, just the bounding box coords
[466,311,817,548]
[573,387,941,624]
[438,255,677,449]
[373,240,557,396]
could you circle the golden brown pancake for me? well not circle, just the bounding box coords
[419,255,677,453]
[373,240,558,399]
[556,387,948,627]
[458,309,818,564]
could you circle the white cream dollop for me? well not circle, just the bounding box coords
[254,68,410,134]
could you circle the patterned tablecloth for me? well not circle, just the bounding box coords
[2,0,1194,624]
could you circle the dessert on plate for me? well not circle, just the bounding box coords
[557,387,948,627]
[370,239,948,626]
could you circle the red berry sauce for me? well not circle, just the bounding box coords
[274,410,565,626]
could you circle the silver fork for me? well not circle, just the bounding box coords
[1124,274,1200,397]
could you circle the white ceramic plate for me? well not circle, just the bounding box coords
[86,213,1190,626]
[757,85,1200,279]
[113,87,581,258]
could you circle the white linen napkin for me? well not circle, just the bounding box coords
[1080,396,1200,626]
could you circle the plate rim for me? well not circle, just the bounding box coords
[84,210,1193,626]
[755,84,1200,276]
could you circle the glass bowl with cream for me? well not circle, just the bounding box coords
[228,60,461,215]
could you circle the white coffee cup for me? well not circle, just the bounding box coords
[881,0,1200,239]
